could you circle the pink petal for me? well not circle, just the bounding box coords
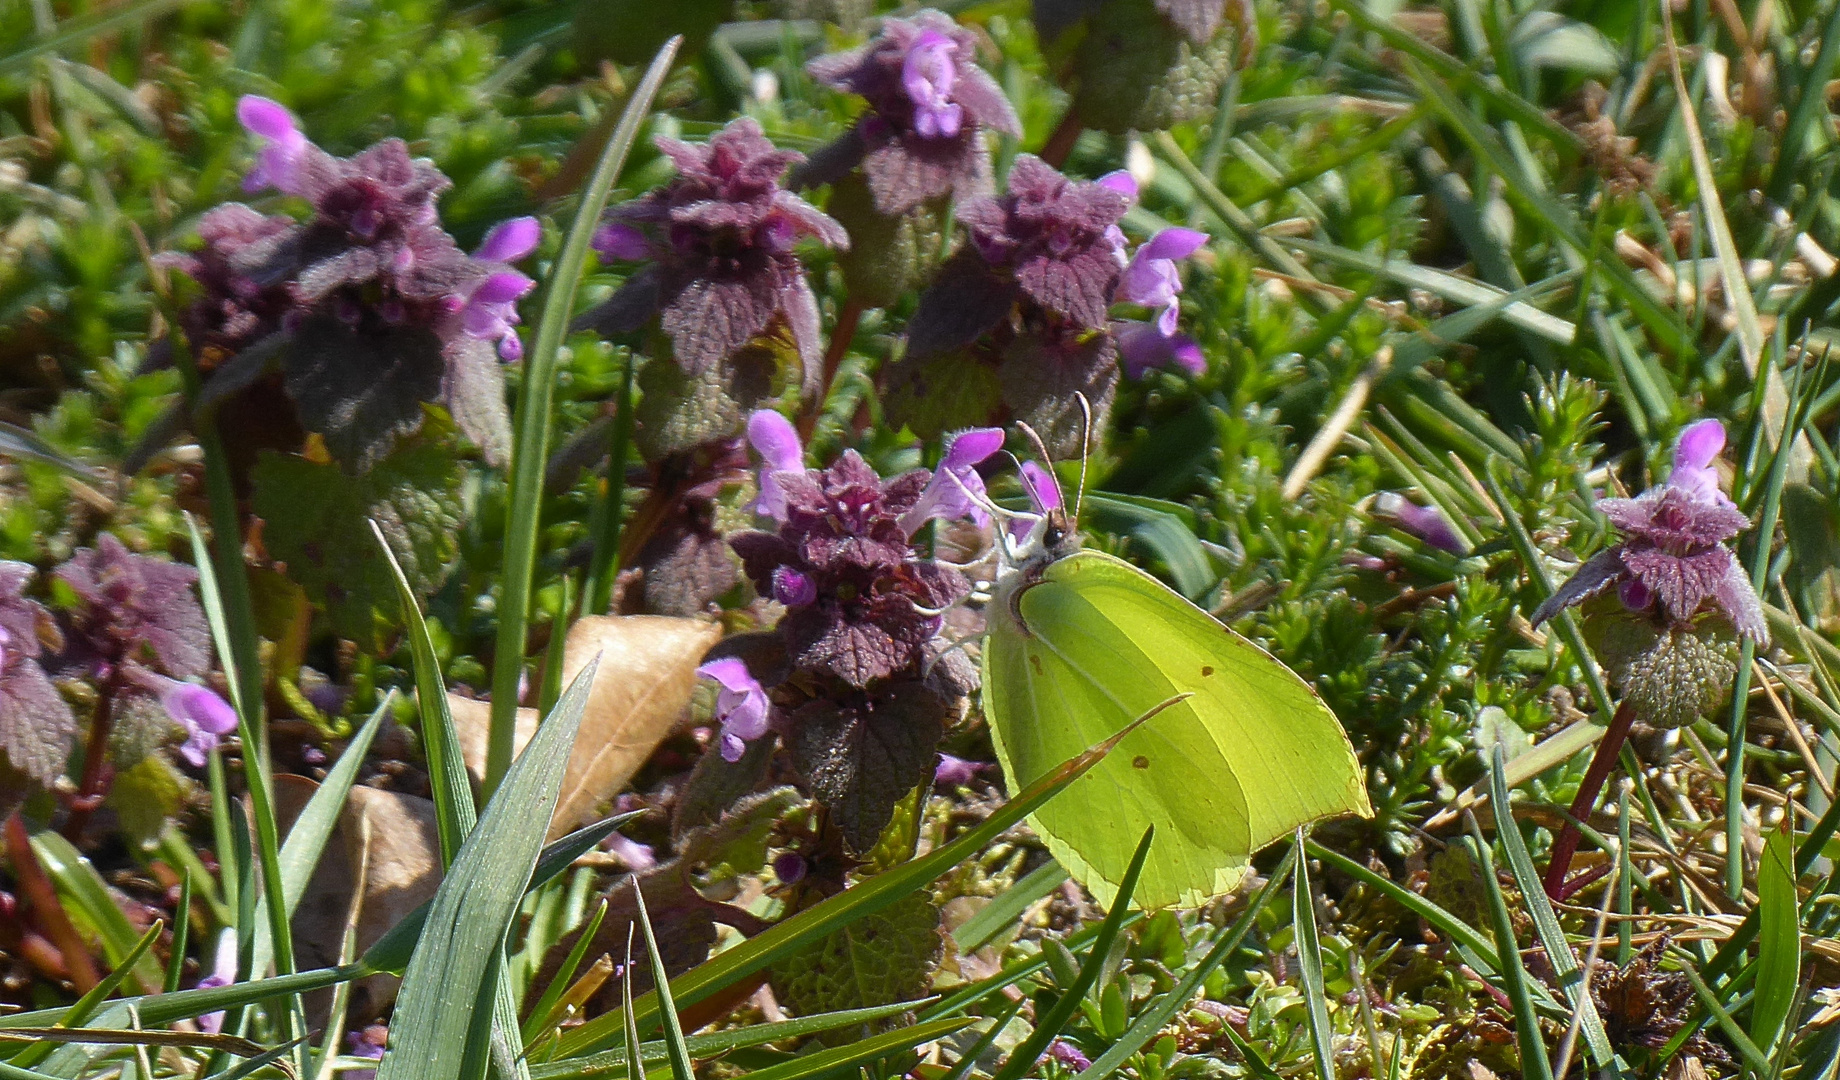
[697,657,760,695]
[1673,418,1726,472]
[747,410,804,472]
[471,271,534,305]
[1097,170,1138,202]
[1139,227,1209,262]
[942,427,1005,471]
[236,96,297,141]
[476,217,541,263]
[1020,459,1063,513]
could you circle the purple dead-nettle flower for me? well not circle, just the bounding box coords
[729,452,970,688]
[898,426,1006,535]
[57,535,212,679]
[580,118,847,387]
[1008,459,1066,544]
[747,409,806,523]
[1046,1039,1093,1072]
[1531,419,1766,643]
[773,851,810,884]
[161,98,538,467]
[196,929,238,1034]
[1095,174,1211,378]
[148,677,239,768]
[238,96,311,196]
[698,657,773,762]
[1372,492,1466,554]
[958,155,1134,330]
[794,11,1021,215]
[458,217,541,361]
[934,752,989,786]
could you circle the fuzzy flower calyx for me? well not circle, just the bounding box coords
[1531,420,1765,643]
[795,11,1021,216]
[582,118,847,388]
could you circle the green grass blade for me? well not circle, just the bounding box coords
[721,1018,973,1080]
[0,0,186,76]
[1751,822,1800,1054]
[377,654,603,1080]
[953,861,1067,953]
[555,704,1143,1056]
[1461,817,1553,1080]
[582,357,637,617]
[488,37,681,798]
[1486,748,1614,1067]
[1076,847,1295,1080]
[23,827,162,994]
[531,1000,948,1080]
[8,920,162,1070]
[632,889,693,1080]
[992,827,1153,1080]
[559,711,1144,1058]
[1683,966,1775,1074]
[164,870,191,995]
[1305,841,1500,971]
[371,519,475,861]
[939,997,1028,1080]
[250,695,391,978]
[1292,832,1336,1080]
[523,898,612,1047]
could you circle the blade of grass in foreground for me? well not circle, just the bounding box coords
[6,921,163,1070]
[1486,748,1614,1069]
[555,699,1170,1057]
[1462,815,1553,1080]
[991,828,1152,1080]
[1076,847,1294,1080]
[488,36,681,799]
[1292,832,1337,1080]
[377,655,603,1080]
[1750,823,1799,1056]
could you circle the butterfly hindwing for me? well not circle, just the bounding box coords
[984,549,1370,909]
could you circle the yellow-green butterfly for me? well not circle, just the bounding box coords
[980,447,1371,910]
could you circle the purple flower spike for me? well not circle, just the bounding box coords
[1532,417,1767,644]
[899,426,1006,535]
[1667,418,1731,507]
[902,30,964,139]
[748,410,806,522]
[1047,1040,1092,1072]
[698,657,772,762]
[237,96,309,196]
[475,217,540,263]
[1115,320,1205,379]
[158,678,238,768]
[1118,227,1209,334]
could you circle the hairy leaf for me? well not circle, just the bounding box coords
[786,679,950,851]
[284,314,446,471]
[771,893,943,1046]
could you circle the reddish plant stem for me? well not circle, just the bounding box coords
[1039,107,1084,169]
[5,812,102,991]
[61,682,117,843]
[800,296,866,441]
[1543,700,1637,902]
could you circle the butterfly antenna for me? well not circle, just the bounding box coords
[1073,391,1093,523]
[937,463,1033,566]
[1015,421,1054,471]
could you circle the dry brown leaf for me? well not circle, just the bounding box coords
[550,615,721,839]
[278,778,441,1023]
[448,615,721,840]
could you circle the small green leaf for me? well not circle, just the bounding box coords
[770,893,943,1046]
[1751,821,1799,1054]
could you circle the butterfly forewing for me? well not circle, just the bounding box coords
[984,550,1370,909]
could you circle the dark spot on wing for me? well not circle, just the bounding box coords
[1029,654,1043,675]
[1132,755,1149,769]
[1201,666,1214,677]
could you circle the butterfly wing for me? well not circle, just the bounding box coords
[984,550,1370,909]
